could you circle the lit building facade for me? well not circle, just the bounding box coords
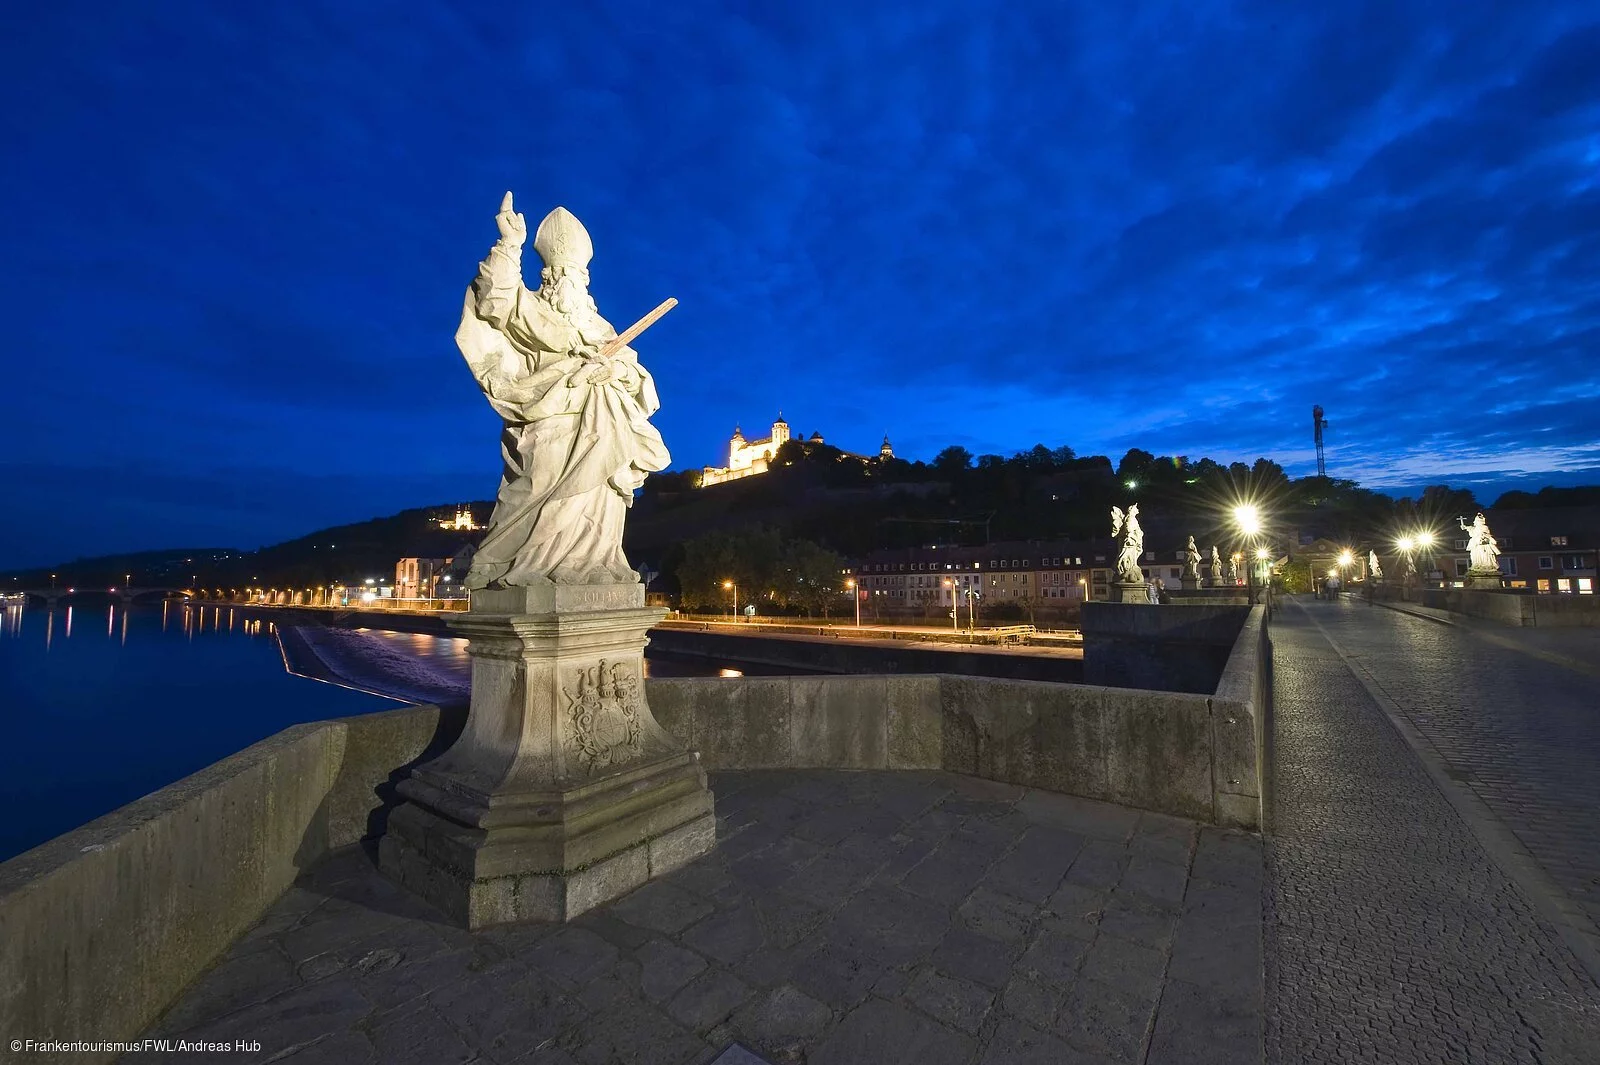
[436,506,480,531]
[850,540,1129,620]
[700,416,893,488]
[701,416,793,487]
[395,557,453,600]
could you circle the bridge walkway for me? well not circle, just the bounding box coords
[1265,594,1600,1063]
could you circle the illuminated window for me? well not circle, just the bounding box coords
[1552,536,1569,546]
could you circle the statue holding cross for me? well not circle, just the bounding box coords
[456,193,677,589]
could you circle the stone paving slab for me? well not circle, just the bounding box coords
[1268,597,1600,1064]
[127,770,1262,1064]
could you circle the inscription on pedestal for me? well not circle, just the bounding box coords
[565,660,644,774]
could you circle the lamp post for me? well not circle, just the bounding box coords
[722,579,738,620]
[1398,536,1416,601]
[846,578,859,626]
[1233,504,1262,602]
[942,579,958,633]
[1416,531,1436,590]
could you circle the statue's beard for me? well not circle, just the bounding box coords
[545,275,596,317]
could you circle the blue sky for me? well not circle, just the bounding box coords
[3,1,1598,567]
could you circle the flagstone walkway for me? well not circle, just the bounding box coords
[131,771,1262,1065]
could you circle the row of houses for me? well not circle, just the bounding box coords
[842,507,1600,616]
[845,537,1244,616]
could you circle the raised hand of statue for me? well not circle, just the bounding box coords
[495,191,527,247]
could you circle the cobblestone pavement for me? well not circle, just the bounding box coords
[1319,594,1600,956]
[1372,596,1600,680]
[1267,596,1600,1064]
[132,771,1262,1065]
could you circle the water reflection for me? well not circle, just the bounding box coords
[0,601,405,862]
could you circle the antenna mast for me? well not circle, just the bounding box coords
[1313,405,1329,478]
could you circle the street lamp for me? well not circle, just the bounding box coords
[1233,504,1263,601]
[1398,536,1416,599]
[942,579,958,633]
[845,578,859,626]
[722,579,738,620]
[1416,531,1436,588]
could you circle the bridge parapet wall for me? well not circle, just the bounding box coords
[1419,588,1600,627]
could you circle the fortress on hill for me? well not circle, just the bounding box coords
[699,413,894,487]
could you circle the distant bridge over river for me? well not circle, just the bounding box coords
[8,586,192,606]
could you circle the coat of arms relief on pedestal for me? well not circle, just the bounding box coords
[564,660,644,774]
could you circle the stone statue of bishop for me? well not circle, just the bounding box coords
[456,194,671,589]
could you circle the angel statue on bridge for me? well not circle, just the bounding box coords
[455,193,676,589]
[1111,504,1145,584]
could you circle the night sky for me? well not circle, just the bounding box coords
[5,2,1599,568]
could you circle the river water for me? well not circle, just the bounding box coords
[0,600,742,862]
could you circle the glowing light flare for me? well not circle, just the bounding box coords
[1233,504,1262,536]
[1337,550,1354,567]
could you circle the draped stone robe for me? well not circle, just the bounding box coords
[455,239,670,589]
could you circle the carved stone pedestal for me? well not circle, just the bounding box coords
[379,583,715,928]
[1466,570,1504,590]
[1113,581,1152,604]
[1180,578,1200,591]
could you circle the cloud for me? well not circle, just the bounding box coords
[5,1,1600,561]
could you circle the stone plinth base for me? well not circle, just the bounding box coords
[1113,581,1152,604]
[1180,578,1200,591]
[1466,571,1503,590]
[380,777,714,927]
[379,588,716,928]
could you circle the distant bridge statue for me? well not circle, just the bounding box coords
[1460,513,1500,573]
[1111,504,1145,585]
[1460,512,1503,588]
